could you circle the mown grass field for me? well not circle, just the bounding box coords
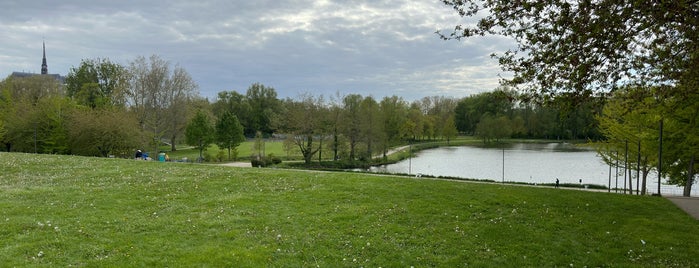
[1,152,698,267]
[163,140,306,163]
[163,135,486,163]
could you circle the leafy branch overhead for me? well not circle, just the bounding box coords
[440,0,698,97]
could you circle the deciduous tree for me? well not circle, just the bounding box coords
[245,83,281,136]
[283,94,324,164]
[68,108,140,157]
[359,96,384,160]
[341,94,363,160]
[215,111,245,160]
[595,86,660,195]
[127,55,198,153]
[380,96,408,159]
[185,110,215,161]
[441,1,698,98]
[65,58,129,109]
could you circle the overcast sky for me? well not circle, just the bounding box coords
[0,0,514,101]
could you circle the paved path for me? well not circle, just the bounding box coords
[219,162,252,168]
[666,196,699,220]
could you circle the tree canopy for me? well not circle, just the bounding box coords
[185,110,215,161]
[65,58,129,109]
[215,111,245,161]
[441,0,698,98]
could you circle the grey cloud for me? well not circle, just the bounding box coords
[1,0,512,101]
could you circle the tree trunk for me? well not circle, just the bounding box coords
[684,154,695,197]
[641,167,648,196]
[170,135,177,152]
[318,137,322,162]
[198,141,204,162]
[333,130,338,161]
[349,139,356,161]
[636,141,641,195]
[303,135,313,164]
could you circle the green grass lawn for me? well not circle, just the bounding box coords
[165,140,302,163]
[163,136,486,164]
[1,152,698,267]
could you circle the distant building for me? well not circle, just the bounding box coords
[10,42,65,84]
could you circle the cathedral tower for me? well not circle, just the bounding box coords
[41,41,48,75]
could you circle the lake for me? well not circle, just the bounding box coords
[369,143,696,196]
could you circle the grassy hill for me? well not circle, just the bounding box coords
[1,152,697,267]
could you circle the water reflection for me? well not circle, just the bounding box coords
[370,143,696,196]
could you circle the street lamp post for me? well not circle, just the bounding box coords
[408,142,412,175]
[502,147,505,183]
[657,119,663,196]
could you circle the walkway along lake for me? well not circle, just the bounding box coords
[369,143,698,196]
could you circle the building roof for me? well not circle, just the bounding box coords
[10,72,66,84]
[8,41,65,84]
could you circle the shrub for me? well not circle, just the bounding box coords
[250,154,282,167]
[216,150,226,162]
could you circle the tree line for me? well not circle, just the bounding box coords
[1,54,695,193]
[595,85,699,196]
[455,88,603,142]
[0,54,602,162]
[1,55,201,157]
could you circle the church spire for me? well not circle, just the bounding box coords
[41,41,48,75]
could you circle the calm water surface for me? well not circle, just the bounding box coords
[370,143,696,196]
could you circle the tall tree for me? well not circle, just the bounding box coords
[403,105,425,141]
[215,111,245,160]
[662,85,699,196]
[185,110,215,161]
[0,75,65,153]
[380,96,408,159]
[359,96,384,160]
[595,86,660,194]
[441,1,698,99]
[65,58,129,109]
[417,96,458,139]
[245,83,281,136]
[454,90,513,134]
[212,90,250,132]
[341,94,363,160]
[443,115,458,144]
[68,108,140,157]
[476,114,511,143]
[0,79,9,142]
[283,94,324,164]
[127,55,198,153]
[328,93,345,161]
[163,66,198,151]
